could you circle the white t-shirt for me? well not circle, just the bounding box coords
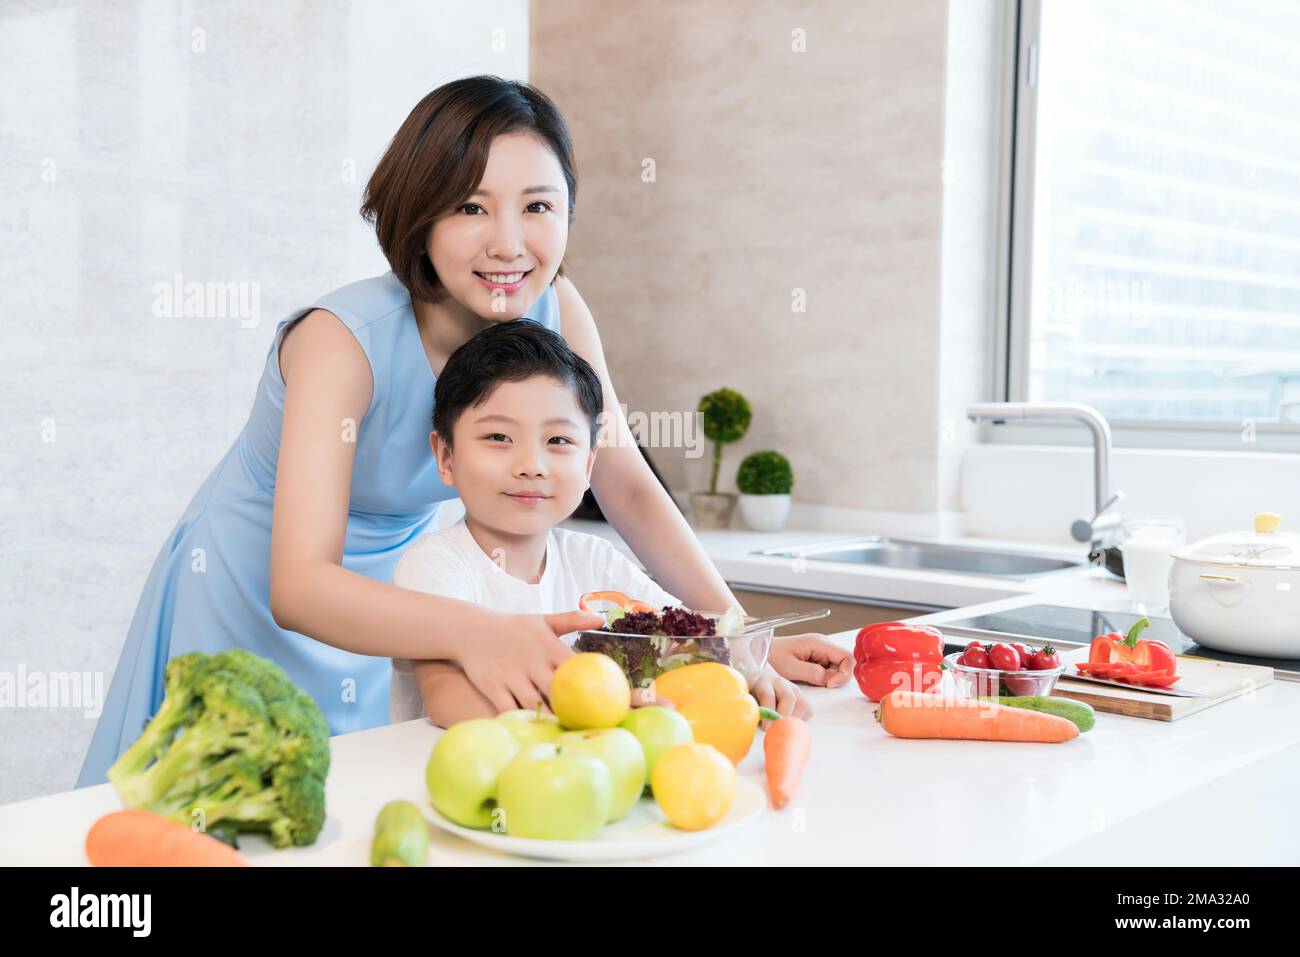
[389,519,680,722]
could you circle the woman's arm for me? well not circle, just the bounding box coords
[268,309,588,709]
[555,278,742,615]
[269,308,473,658]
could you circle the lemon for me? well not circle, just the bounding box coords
[550,653,631,730]
[651,742,736,830]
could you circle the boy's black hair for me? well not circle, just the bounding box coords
[432,319,604,448]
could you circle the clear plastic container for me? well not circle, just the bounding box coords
[570,613,773,690]
[944,652,1063,698]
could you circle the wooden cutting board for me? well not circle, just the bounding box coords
[1050,646,1275,721]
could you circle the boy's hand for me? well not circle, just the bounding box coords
[750,666,812,721]
[458,609,603,713]
[749,634,854,723]
[767,633,853,690]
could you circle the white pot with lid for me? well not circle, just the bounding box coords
[1168,512,1300,658]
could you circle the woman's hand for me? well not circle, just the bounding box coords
[457,609,603,713]
[767,633,853,690]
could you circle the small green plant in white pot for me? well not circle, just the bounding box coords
[691,387,751,529]
[736,451,793,532]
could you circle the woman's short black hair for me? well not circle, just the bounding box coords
[432,320,604,448]
[361,75,577,304]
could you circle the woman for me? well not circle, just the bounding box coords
[79,76,849,787]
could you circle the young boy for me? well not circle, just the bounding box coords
[390,320,847,726]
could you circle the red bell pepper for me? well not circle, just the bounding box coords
[1084,618,1181,687]
[852,621,945,702]
[1125,670,1181,688]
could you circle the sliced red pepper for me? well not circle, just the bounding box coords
[1086,619,1180,681]
[1087,636,1116,663]
[1123,671,1182,687]
[578,590,655,615]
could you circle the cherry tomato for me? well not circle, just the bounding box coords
[964,640,986,654]
[963,647,992,670]
[988,643,1021,671]
[1030,645,1060,670]
[1001,673,1040,696]
[1011,643,1035,667]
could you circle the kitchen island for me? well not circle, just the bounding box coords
[4,566,1297,866]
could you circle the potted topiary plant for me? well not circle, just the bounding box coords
[736,450,794,531]
[691,387,751,529]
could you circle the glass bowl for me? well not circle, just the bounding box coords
[944,652,1064,698]
[570,612,773,690]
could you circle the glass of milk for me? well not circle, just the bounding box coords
[1120,517,1187,616]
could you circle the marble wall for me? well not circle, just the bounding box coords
[0,0,531,803]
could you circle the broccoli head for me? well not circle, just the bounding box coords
[108,649,330,848]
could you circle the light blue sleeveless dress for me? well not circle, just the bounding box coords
[77,272,563,787]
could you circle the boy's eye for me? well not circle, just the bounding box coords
[484,433,510,442]
[549,436,573,446]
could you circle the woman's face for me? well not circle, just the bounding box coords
[426,132,570,319]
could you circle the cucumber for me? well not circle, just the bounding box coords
[980,695,1095,733]
[371,800,430,867]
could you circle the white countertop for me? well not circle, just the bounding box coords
[4,563,1297,866]
[560,518,1096,611]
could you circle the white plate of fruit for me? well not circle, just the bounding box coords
[427,777,764,862]
[424,653,765,862]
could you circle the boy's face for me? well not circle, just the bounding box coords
[432,375,597,536]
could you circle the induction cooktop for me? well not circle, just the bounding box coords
[935,603,1299,682]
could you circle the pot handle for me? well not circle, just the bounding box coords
[1199,572,1250,607]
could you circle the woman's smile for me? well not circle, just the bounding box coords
[475,269,533,294]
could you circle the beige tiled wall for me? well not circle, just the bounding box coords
[532,0,952,514]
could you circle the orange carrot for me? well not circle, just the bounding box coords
[763,717,812,809]
[86,810,250,867]
[875,690,1078,743]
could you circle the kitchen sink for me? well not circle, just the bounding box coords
[754,537,1085,579]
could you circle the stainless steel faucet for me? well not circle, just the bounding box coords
[965,402,1125,551]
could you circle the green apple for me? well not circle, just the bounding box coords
[426,719,520,829]
[619,706,693,792]
[496,743,612,840]
[555,728,646,822]
[496,709,562,747]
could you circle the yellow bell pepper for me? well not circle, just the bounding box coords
[650,663,763,765]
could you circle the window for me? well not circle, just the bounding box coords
[1006,0,1300,438]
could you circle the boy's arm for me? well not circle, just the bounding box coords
[413,659,497,726]
[396,544,495,724]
